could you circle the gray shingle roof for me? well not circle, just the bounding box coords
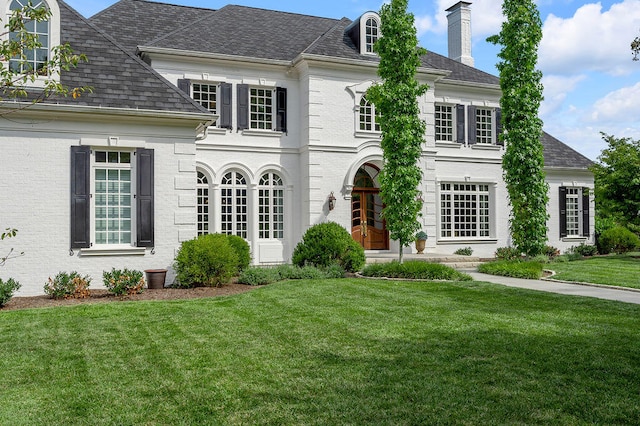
[38,1,209,114]
[542,132,593,169]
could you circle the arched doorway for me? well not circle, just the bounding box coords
[351,164,389,250]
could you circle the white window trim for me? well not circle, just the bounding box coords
[89,148,137,250]
[435,103,455,143]
[360,12,380,55]
[474,107,495,145]
[437,181,496,241]
[4,0,61,88]
[258,172,285,240]
[355,95,381,138]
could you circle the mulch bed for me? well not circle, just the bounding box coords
[1,283,258,311]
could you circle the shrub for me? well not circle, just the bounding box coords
[226,235,251,273]
[361,261,473,281]
[103,268,144,296]
[44,271,91,299]
[173,234,238,288]
[292,222,365,272]
[495,246,522,261]
[528,254,551,264]
[543,245,560,259]
[569,243,598,257]
[238,264,346,286]
[478,260,543,279]
[598,226,640,254]
[0,278,20,308]
[454,247,473,256]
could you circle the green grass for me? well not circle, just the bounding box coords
[550,254,640,289]
[362,260,472,281]
[2,279,640,424]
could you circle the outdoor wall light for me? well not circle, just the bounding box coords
[328,192,336,211]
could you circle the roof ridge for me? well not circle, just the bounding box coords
[90,0,214,19]
[142,6,218,47]
[58,0,210,114]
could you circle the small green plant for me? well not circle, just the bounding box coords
[174,234,239,288]
[568,243,598,257]
[0,277,20,308]
[44,271,91,299]
[361,261,472,281]
[415,231,428,240]
[238,264,346,286]
[103,268,144,296]
[454,247,473,256]
[495,246,522,261]
[543,245,560,259]
[292,222,365,272]
[478,260,543,279]
[598,226,640,254]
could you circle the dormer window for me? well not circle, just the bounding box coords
[346,12,381,55]
[365,17,379,53]
[5,0,60,85]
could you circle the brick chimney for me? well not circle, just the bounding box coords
[446,2,474,67]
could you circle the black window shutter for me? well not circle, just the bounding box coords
[455,104,465,144]
[237,84,249,130]
[136,148,154,247]
[582,188,590,237]
[559,186,567,238]
[495,108,503,146]
[467,105,477,145]
[70,146,91,248]
[177,79,191,95]
[219,82,232,129]
[276,87,287,133]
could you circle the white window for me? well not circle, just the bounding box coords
[192,83,217,114]
[475,108,493,144]
[435,104,454,141]
[9,0,50,74]
[93,150,133,245]
[197,171,209,236]
[359,96,380,132]
[250,88,273,130]
[440,183,490,238]
[259,173,284,239]
[221,171,248,238]
[365,17,379,53]
[565,188,580,237]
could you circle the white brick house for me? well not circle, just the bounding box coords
[0,0,594,295]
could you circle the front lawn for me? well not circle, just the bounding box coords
[550,254,640,289]
[1,279,639,424]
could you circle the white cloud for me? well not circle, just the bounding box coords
[414,0,502,37]
[539,0,640,76]
[589,81,640,121]
[540,74,587,117]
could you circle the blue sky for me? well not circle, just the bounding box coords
[68,0,640,161]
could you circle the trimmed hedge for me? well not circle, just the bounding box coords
[361,261,472,281]
[292,222,365,272]
[173,234,238,288]
[478,260,543,279]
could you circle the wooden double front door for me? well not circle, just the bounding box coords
[351,189,389,250]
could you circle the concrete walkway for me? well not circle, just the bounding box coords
[466,271,640,305]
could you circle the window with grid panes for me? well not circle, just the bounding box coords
[440,183,490,238]
[435,104,454,141]
[365,18,379,53]
[565,187,580,236]
[258,173,284,239]
[192,83,217,113]
[359,96,380,132]
[475,108,493,144]
[93,151,132,245]
[250,88,273,130]
[9,0,50,74]
[197,171,209,236]
[221,171,248,238]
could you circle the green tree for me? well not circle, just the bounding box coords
[590,133,640,229]
[1,0,90,110]
[632,34,639,61]
[488,0,548,257]
[367,0,428,263]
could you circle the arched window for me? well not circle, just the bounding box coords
[197,171,209,236]
[258,173,284,239]
[365,17,379,53]
[221,171,248,238]
[359,96,380,132]
[9,0,50,74]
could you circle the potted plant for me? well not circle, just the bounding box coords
[415,231,428,254]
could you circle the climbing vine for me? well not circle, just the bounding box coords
[367,0,429,263]
[488,0,548,256]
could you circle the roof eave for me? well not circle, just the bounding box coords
[138,46,292,68]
